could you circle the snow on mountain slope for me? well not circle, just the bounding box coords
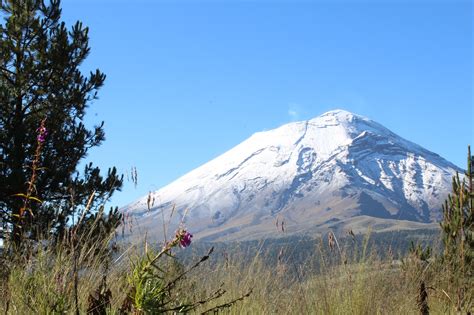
[123,109,461,242]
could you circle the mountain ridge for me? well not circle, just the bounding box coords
[123,109,461,242]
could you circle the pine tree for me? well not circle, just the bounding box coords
[439,145,473,310]
[0,0,123,245]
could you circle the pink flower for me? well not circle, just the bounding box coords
[179,231,193,248]
[37,125,48,143]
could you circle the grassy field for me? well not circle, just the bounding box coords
[1,229,472,314]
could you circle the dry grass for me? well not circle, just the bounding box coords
[0,231,472,314]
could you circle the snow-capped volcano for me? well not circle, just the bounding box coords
[124,110,461,242]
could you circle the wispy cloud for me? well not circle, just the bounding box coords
[288,104,302,121]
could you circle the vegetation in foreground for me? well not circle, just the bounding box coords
[0,218,473,314]
[0,1,472,314]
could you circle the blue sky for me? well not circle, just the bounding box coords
[61,0,472,208]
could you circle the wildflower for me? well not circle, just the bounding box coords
[36,124,48,143]
[178,230,193,248]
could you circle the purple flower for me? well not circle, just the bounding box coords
[179,231,193,248]
[36,125,48,143]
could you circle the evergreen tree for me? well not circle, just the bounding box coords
[439,145,473,310]
[0,0,123,245]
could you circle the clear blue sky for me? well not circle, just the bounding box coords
[61,0,473,208]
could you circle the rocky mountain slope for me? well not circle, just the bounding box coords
[123,110,461,242]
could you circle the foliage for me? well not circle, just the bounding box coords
[438,145,474,311]
[0,225,253,314]
[408,241,432,262]
[401,146,474,314]
[120,229,249,314]
[0,0,122,245]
